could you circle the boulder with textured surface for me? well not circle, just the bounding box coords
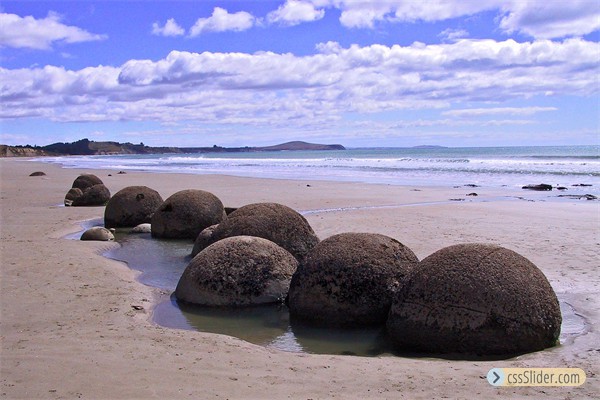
[104,186,163,228]
[192,202,318,261]
[288,233,419,327]
[64,188,83,206]
[151,189,226,239]
[175,236,298,306]
[71,184,111,206]
[386,243,562,356]
[80,227,114,241]
[72,174,104,191]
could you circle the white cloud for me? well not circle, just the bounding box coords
[267,0,325,26]
[0,12,107,50]
[314,0,599,38]
[438,28,469,42]
[443,107,558,117]
[498,0,600,39]
[189,7,255,36]
[152,18,185,37]
[1,39,597,127]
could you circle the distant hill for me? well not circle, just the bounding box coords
[0,138,345,157]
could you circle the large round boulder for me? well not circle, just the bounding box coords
[151,189,226,239]
[71,184,111,206]
[288,233,419,327]
[72,174,104,191]
[386,243,562,356]
[192,202,319,262]
[175,236,298,306]
[104,186,163,228]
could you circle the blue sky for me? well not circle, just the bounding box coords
[1,1,599,147]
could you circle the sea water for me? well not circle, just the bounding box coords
[37,145,600,195]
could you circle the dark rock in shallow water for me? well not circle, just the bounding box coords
[175,236,298,306]
[288,233,419,327]
[29,171,46,176]
[522,184,553,191]
[104,186,163,228]
[151,189,226,239]
[72,184,111,206]
[130,223,152,233]
[80,227,114,241]
[572,183,592,187]
[192,202,319,262]
[466,193,478,196]
[387,243,561,356]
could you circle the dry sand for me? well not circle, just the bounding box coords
[1,158,598,399]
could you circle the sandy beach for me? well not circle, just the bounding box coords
[1,158,598,399]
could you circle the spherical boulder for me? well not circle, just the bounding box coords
[104,186,163,228]
[80,227,114,241]
[175,236,298,306]
[71,184,111,206]
[151,189,226,239]
[64,187,83,206]
[288,233,419,327]
[192,202,319,262]
[386,243,562,356]
[72,174,104,191]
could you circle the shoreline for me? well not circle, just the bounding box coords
[1,158,598,398]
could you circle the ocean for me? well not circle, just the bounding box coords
[36,145,600,195]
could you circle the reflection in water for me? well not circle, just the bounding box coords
[103,228,587,357]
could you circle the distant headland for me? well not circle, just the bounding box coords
[0,138,346,157]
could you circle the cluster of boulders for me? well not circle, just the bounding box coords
[73,177,562,357]
[64,174,111,206]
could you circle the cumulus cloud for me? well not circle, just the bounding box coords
[267,0,325,26]
[0,12,107,50]
[152,18,185,37]
[189,7,256,36]
[438,28,469,42]
[314,0,599,38]
[1,38,598,126]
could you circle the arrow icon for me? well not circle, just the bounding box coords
[487,368,504,386]
[493,371,501,384]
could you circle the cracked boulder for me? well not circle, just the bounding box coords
[175,236,298,306]
[386,243,562,356]
[288,233,419,327]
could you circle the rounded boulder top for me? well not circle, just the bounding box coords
[288,232,419,327]
[175,236,298,306]
[104,186,163,228]
[192,202,319,262]
[71,174,104,190]
[151,189,226,239]
[386,243,562,356]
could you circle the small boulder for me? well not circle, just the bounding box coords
[387,243,562,356]
[191,224,219,256]
[151,189,226,239]
[29,171,46,176]
[522,184,553,191]
[64,188,83,206]
[288,233,419,327]
[192,202,319,262]
[104,186,163,228]
[175,236,298,306]
[81,227,114,241]
[130,223,152,233]
[72,184,111,206]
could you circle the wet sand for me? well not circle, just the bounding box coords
[1,158,598,399]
